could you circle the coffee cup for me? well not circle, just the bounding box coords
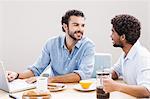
[36,77,48,92]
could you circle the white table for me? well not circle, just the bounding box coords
[0,81,136,99]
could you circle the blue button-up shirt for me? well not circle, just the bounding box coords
[28,34,95,80]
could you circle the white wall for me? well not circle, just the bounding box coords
[0,2,3,60]
[148,1,150,49]
[0,0,150,71]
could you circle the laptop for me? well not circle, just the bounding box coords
[0,61,36,93]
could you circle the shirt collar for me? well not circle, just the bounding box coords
[124,40,141,60]
[75,39,83,48]
[60,35,84,49]
[60,35,65,48]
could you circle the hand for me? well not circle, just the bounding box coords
[25,77,37,84]
[103,76,119,93]
[47,77,54,83]
[7,71,18,82]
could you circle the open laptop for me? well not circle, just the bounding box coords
[0,61,36,93]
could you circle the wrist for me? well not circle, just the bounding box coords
[48,77,55,83]
[115,82,123,92]
[15,73,19,79]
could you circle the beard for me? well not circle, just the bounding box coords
[113,43,123,48]
[68,30,83,41]
[112,40,123,48]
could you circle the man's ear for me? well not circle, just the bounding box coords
[62,23,68,32]
[120,34,126,41]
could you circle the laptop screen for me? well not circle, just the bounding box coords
[0,61,10,92]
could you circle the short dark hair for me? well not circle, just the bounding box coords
[111,14,141,45]
[61,9,85,32]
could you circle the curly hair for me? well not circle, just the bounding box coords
[111,14,141,45]
[61,9,85,32]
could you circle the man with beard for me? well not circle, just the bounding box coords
[102,14,150,98]
[7,9,95,83]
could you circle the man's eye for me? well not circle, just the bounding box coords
[82,24,85,27]
[73,24,78,26]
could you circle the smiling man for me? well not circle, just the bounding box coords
[7,9,95,83]
[103,14,150,98]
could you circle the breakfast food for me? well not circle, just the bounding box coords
[22,90,51,99]
[79,80,93,89]
[47,83,66,92]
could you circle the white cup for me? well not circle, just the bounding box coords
[36,77,48,92]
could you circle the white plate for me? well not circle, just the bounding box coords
[74,83,96,92]
[48,83,67,92]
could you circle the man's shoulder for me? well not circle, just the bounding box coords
[46,35,64,43]
[43,35,64,48]
[81,37,95,46]
[138,46,150,57]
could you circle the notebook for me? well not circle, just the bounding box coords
[0,61,36,93]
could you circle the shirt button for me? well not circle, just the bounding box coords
[65,68,68,71]
[68,58,70,60]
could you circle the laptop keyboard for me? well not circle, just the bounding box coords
[9,79,35,92]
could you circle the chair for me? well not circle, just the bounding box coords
[92,53,112,78]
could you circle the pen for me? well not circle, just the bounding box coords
[9,94,17,99]
[48,83,65,88]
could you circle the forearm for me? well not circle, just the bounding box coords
[117,83,150,98]
[48,73,81,83]
[18,70,35,79]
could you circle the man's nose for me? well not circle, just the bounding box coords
[110,33,113,38]
[78,25,84,32]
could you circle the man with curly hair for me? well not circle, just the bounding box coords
[7,9,95,83]
[103,14,150,98]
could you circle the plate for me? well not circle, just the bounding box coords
[48,83,67,92]
[74,83,96,92]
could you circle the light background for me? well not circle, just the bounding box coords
[0,0,150,72]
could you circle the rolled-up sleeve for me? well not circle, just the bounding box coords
[136,56,150,92]
[28,40,51,76]
[73,43,95,80]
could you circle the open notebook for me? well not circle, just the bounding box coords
[0,61,36,93]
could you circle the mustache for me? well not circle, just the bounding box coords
[74,31,83,35]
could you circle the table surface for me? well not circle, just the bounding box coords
[0,79,137,99]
